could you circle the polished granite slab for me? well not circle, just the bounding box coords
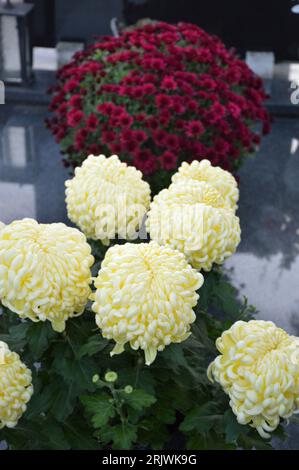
[225,117,299,336]
[0,104,69,224]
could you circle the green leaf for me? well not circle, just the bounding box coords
[150,401,176,425]
[41,418,70,450]
[27,379,78,422]
[138,418,169,450]
[26,383,56,419]
[81,394,115,428]
[0,322,29,351]
[186,432,236,450]
[118,367,156,395]
[111,423,138,450]
[63,416,99,450]
[224,409,249,443]
[78,334,109,358]
[27,321,56,359]
[160,344,189,372]
[239,434,273,450]
[180,403,221,434]
[3,418,70,450]
[122,389,156,411]
[51,381,78,422]
[52,345,97,393]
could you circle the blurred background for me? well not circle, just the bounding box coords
[1,3,299,449]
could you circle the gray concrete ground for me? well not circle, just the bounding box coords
[0,104,299,448]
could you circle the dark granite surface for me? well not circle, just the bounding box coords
[0,104,68,224]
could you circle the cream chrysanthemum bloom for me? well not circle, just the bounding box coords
[65,154,151,244]
[146,180,240,271]
[0,341,33,429]
[0,218,94,332]
[208,320,299,438]
[0,221,5,232]
[172,159,239,211]
[92,241,203,365]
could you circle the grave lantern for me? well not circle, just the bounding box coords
[0,1,34,85]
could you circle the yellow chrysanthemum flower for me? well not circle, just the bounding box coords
[208,320,299,438]
[146,180,241,271]
[172,159,239,211]
[0,218,94,332]
[92,241,203,365]
[65,154,151,244]
[0,341,33,429]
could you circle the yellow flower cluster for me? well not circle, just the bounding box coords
[146,166,241,271]
[172,159,239,211]
[0,218,94,332]
[65,154,151,244]
[0,341,33,429]
[92,241,204,365]
[208,320,299,438]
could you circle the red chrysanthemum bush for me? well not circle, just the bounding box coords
[47,21,271,192]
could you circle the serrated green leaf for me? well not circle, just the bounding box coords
[81,394,115,428]
[239,434,273,450]
[122,389,156,411]
[27,321,55,359]
[3,418,70,450]
[151,402,176,425]
[41,418,70,450]
[26,383,56,419]
[224,409,249,443]
[160,344,189,372]
[186,432,236,450]
[0,322,29,351]
[78,334,108,358]
[51,381,78,422]
[138,418,169,450]
[63,417,99,450]
[111,423,137,450]
[52,345,97,393]
[180,403,221,433]
[118,367,156,394]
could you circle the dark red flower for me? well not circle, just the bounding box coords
[48,20,271,186]
[161,76,177,91]
[67,110,84,127]
[102,130,116,144]
[64,79,79,93]
[134,130,147,143]
[186,120,205,137]
[133,150,157,175]
[86,113,99,132]
[118,113,134,128]
[164,134,179,150]
[97,102,115,115]
[160,151,177,170]
[155,94,172,108]
[69,94,82,109]
[152,129,167,146]
[109,142,122,154]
